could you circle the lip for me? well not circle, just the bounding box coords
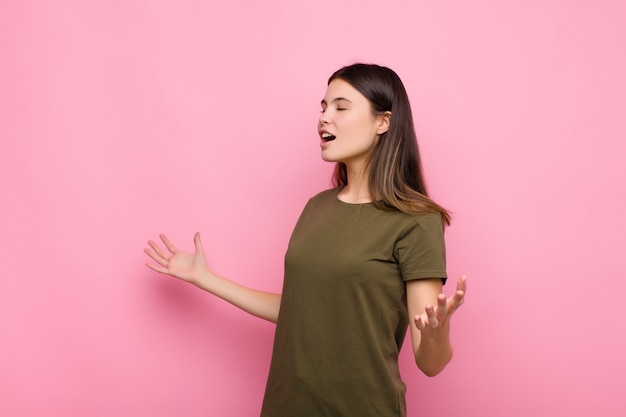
[319,129,336,142]
[319,130,333,149]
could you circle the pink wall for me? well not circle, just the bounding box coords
[2,1,625,416]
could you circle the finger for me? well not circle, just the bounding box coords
[194,232,204,254]
[414,315,426,331]
[457,275,467,293]
[144,248,169,267]
[447,289,466,312]
[145,261,168,274]
[160,234,178,255]
[147,241,170,262]
[445,275,467,312]
[436,293,447,318]
[425,305,439,328]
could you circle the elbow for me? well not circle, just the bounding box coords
[416,361,446,377]
[414,349,453,377]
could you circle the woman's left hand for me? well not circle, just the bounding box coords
[414,275,467,335]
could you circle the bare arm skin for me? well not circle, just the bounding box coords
[144,233,281,323]
[406,276,467,376]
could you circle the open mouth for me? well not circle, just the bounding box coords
[321,132,336,142]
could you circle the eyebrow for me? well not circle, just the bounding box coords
[320,97,353,105]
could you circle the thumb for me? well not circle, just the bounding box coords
[194,232,204,254]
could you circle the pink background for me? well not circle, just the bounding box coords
[2,1,625,416]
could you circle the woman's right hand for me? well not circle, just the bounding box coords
[144,233,209,285]
[145,232,281,322]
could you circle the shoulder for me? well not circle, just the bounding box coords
[410,211,445,229]
[396,211,445,242]
[305,187,340,206]
[293,188,340,221]
[309,187,339,201]
[381,208,445,230]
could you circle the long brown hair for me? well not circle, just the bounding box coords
[329,63,451,225]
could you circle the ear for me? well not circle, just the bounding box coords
[376,111,391,135]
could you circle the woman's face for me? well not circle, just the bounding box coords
[318,79,389,169]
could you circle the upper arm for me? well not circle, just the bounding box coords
[396,214,447,353]
[406,278,443,354]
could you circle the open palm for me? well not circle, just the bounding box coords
[144,233,208,284]
[414,276,466,334]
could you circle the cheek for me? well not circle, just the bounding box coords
[355,116,380,139]
[336,112,378,140]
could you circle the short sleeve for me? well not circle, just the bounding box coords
[394,212,447,284]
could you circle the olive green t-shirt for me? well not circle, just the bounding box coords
[261,188,447,417]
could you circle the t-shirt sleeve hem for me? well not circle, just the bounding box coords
[402,271,448,283]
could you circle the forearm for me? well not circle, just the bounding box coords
[414,330,453,377]
[145,233,281,322]
[194,269,281,323]
[406,277,466,377]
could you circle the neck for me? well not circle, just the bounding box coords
[338,164,372,204]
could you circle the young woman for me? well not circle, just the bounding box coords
[144,63,466,417]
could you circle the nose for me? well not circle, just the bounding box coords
[319,110,330,125]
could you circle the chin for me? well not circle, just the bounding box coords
[320,152,337,163]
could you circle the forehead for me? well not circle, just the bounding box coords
[322,79,368,104]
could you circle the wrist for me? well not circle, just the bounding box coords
[420,327,451,346]
[190,266,215,288]
[418,320,453,353]
[416,330,453,376]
